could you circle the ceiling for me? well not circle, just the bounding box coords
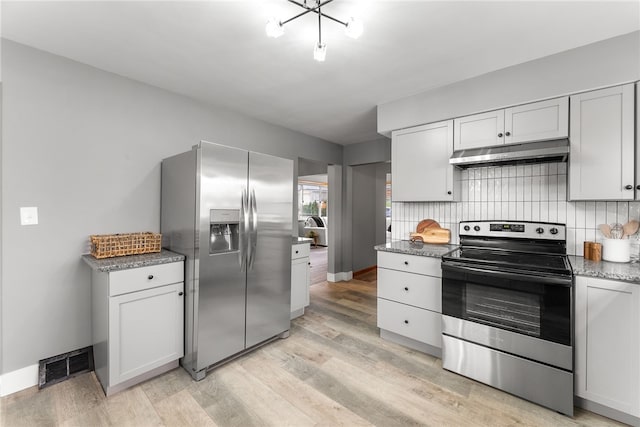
[2,1,639,145]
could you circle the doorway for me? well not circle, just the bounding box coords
[297,158,330,285]
[298,174,328,284]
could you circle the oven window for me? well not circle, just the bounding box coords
[466,284,541,337]
[441,265,572,345]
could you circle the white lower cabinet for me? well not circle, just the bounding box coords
[291,243,310,319]
[377,251,442,356]
[92,261,184,395]
[575,276,640,420]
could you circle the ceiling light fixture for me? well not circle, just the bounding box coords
[266,0,363,62]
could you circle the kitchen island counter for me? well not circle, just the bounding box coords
[375,240,458,258]
[293,237,313,245]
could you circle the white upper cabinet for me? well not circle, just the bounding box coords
[453,110,505,150]
[569,84,635,200]
[392,120,459,202]
[504,97,569,144]
[454,97,568,151]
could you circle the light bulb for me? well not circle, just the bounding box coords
[265,18,284,38]
[345,17,363,39]
[313,43,327,62]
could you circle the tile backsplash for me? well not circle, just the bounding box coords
[391,162,640,256]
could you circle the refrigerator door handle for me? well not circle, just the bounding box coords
[248,188,258,270]
[239,188,249,271]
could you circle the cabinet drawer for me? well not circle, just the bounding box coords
[377,251,441,277]
[109,262,184,296]
[377,298,442,348]
[292,243,310,260]
[378,268,441,312]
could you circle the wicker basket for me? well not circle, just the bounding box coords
[90,232,162,259]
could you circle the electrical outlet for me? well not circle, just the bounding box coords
[20,207,38,225]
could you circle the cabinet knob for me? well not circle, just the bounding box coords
[404,320,409,324]
[637,185,640,190]
[148,275,154,280]
[447,191,452,195]
[178,292,184,296]
[498,133,503,138]
[505,131,511,136]
[404,261,408,265]
[295,250,299,254]
[404,286,409,291]
[625,185,633,190]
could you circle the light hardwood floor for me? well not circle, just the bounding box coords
[309,246,327,285]
[0,275,623,427]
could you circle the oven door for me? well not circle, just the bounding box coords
[441,262,573,370]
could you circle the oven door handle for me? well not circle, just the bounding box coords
[442,263,573,287]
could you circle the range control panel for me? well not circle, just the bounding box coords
[460,221,566,240]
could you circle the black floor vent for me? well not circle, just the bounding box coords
[38,346,94,389]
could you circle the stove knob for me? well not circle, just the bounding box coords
[536,227,544,234]
[473,225,481,232]
[463,225,470,231]
[550,227,559,235]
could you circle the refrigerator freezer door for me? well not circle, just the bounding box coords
[245,151,293,348]
[196,143,249,370]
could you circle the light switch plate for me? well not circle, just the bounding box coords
[20,207,38,225]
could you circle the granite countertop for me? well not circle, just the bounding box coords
[82,249,185,273]
[569,256,640,284]
[293,237,313,245]
[375,240,458,258]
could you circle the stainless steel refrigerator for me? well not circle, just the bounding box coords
[161,141,293,380]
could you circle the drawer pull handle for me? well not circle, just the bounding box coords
[148,275,154,280]
[178,292,184,296]
[404,320,409,324]
[404,287,409,291]
[295,250,299,254]
[404,261,408,265]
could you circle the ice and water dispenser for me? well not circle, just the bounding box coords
[209,209,240,254]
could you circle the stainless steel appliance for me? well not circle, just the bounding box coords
[161,141,293,380]
[450,139,569,168]
[441,221,574,416]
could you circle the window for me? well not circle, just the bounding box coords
[298,180,328,220]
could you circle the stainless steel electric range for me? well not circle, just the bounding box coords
[441,220,574,416]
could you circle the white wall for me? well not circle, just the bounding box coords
[391,162,639,256]
[378,31,640,135]
[1,40,342,376]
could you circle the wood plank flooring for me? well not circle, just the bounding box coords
[0,275,624,427]
[309,246,327,285]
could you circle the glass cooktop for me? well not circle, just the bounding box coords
[443,247,572,276]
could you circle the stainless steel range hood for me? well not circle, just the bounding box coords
[450,139,569,168]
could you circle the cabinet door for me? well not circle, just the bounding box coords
[504,97,568,145]
[109,282,184,385]
[453,110,505,150]
[569,84,635,200]
[392,120,456,202]
[377,298,441,348]
[377,268,441,312]
[575,277,640,416]
[291,256,310,316]
[636,83,640,200]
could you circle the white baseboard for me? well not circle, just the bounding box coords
[327,271,353,282]
[0,364,39,397]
